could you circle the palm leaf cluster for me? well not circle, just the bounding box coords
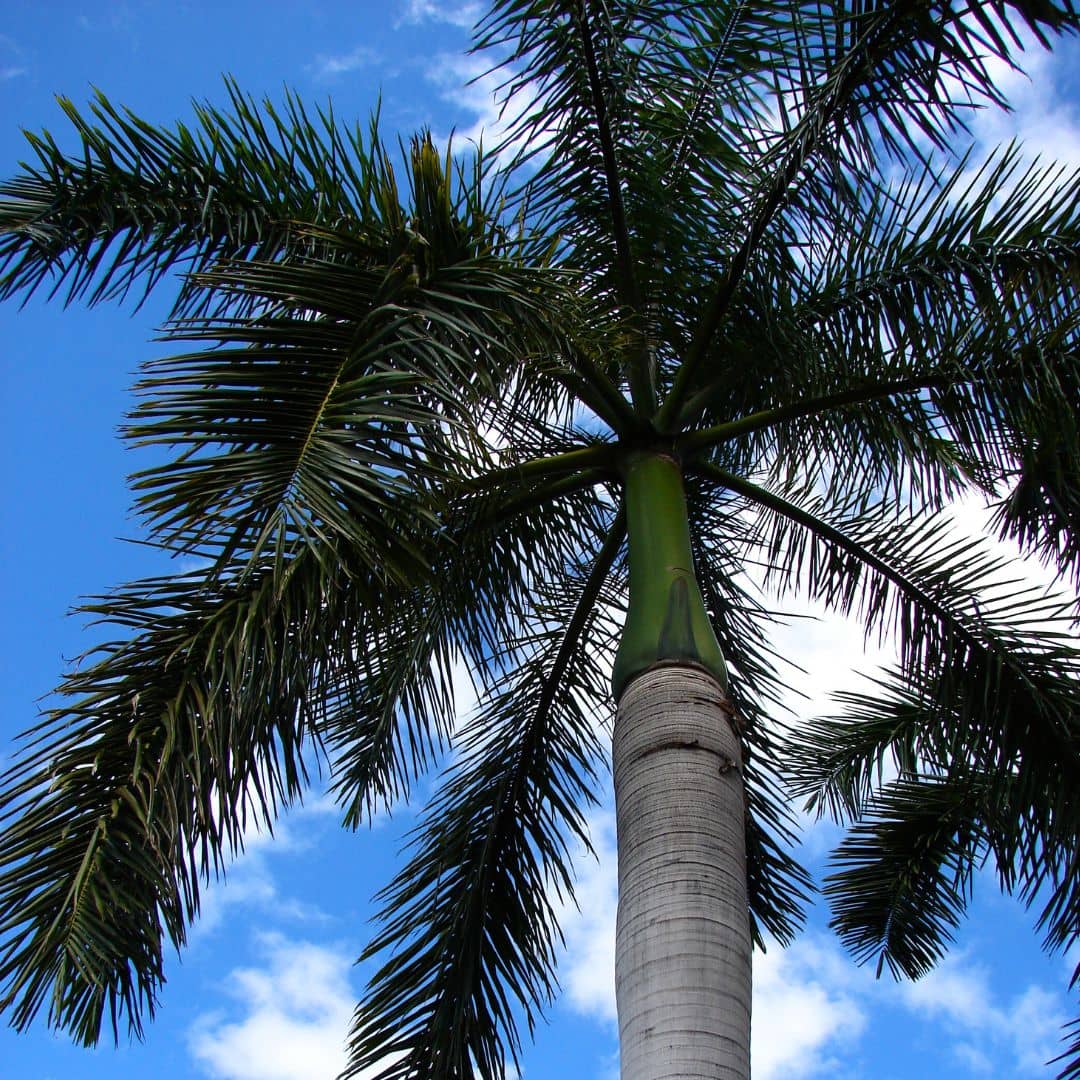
[0,0,1078,1077]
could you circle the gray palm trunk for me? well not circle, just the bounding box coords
[612,452,751,1079]
[614,665,751,1080]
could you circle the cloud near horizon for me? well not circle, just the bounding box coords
[189,933,356,1080]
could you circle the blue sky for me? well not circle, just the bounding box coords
[1,3,1079,1078]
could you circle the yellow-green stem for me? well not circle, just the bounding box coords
[612,452,727,699]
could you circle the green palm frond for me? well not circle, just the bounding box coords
[660,0,1080,422]
[793,664,1080,958]
[0,99,587,1049]
[344,518,622,1080]
[689,485,814,946]
[0,80,387,311]
[327,474,614,825]
[723,480,1079,768]
[823,775,985,979]
[680,148,1080,535]
[820,754,1080,1015]
[0,553,365,1043]
[745,484,1080,1040]
[128,251,562,568]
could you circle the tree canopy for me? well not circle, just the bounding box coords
[0,1,1078,1077]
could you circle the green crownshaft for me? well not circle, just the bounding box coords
[612,452,728,700]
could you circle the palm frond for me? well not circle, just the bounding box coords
[689,484,814,946]
[328,470,614,824]
[723,469,1080,1068]
[746,147,1080,559]
[709,473,1078,731]
[0,552,370,1043]
[821,755,1080,1078]
[344,517,623,1080]
[823,774,984,979]
[0,81,388,311]
[735,478,1080,1068]
[662,0,1080,422]
[93,133,571,580]
[1055,1016,1080,1080]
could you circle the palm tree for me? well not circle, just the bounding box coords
[1,1,1079,1078]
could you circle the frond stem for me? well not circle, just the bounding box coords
[459,443,616,495]
[572,0,654,413]
[657,0,920,430]
[491,469,609,523]
[694,463,986,660]
[679,374,950,455]
[552,361,638,431]
[532,507,626,725]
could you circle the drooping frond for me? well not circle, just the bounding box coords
[725,481,1080,1020]
[810,671,1080,993]
[344,516,623,1080]
[822,774,985,979]
[0,117,582,1048]
[689,484,814,947]
[0,554,360,1043]
[681,147,1080,560]
[328,468,615,825]
[731,490,1078,794]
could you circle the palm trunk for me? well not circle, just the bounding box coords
[614,665,751,1080]
[612,452,751,1080]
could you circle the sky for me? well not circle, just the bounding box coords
[1,2,1079,1078]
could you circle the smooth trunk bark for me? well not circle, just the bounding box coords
[613,665,751,1080]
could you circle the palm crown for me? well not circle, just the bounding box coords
[1,1,1078,1078]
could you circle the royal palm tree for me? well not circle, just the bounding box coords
[1,2,1079,1078]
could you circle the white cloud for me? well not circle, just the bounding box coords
[556,810,619,1022]
[896,953,1068,1076]
[424,52,507,149]
[0,32,27,80]
[310,46,377,80]
[898,954,993,1028]
[752,938,867,1080]
[194,797,338,938]
[1010,985,1068,1074]
[972,39,1080,168]
[399,0,482,28]
[189,933,357,1080]
[422,51,550,165]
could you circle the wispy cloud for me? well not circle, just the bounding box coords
[422,51,550,167]
[310,46,377,81]
[753,938,867,1080]
[193,796,339,938]
[898,954,1068,1076]
[971,35,1080,168]
[0,33,28,80]
[399,0,483,29]
[556,810,619,1022]
[424,52,506,148]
